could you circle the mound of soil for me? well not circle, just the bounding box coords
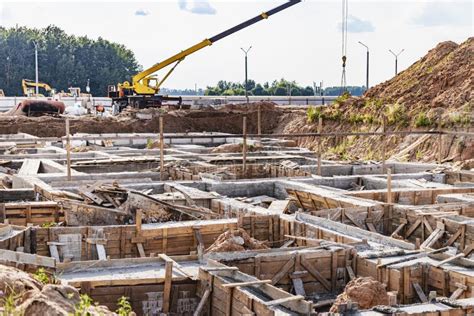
[0,105,282,137]
[330,277,389,312]
[280,37,473,162]
[0,264,114,315]
[205,228,268,253]
[222,101,277,112]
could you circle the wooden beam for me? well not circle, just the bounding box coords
[264,295,304,306]
[412,282,428,303]
[221,279,271,288]
[271,256,295,285]
[162,258,173,314]
[405,218,422,238]
[159,254,194,279]
[434,253,465,267]
[193,286,211,316]
[301,257,331,291]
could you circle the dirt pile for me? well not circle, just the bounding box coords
[222,101,276,112]
[0,264,113,315]
[211,142,263,153]
[205,228,269,253]
[330,277,389,312]
[0,105,282,137]
[280,37,473,162]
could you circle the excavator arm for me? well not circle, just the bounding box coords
[124,0,301,96]
[22,79,53,97]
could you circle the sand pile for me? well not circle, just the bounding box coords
[223,101,276,112]
[330,277,389,312]
[206,228,269,253]
[0,264,113,315]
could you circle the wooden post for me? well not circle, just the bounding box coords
[438,116,443,164]
[159,116,164,181]
[162,258,173,313]
[65,119,72,181]
[242,116,247,174]
[382,116,387,173]
[387,168,392,205]
[317,117,323,176]
[136,209,142,234]
[257,104,262,136]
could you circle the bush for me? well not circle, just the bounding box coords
[116,296,133,315]
[414,112,432,127]
[385,103,407,125]
[306,106,322,123]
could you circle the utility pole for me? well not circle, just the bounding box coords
[33,42,39,96]
[240,46,252,104]
[358,41,369,91]
[389,49,404,76]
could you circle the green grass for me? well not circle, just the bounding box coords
[414,112,432,127]
[116,296,133,316]
[306,106,322,123]
[385,103,407,126]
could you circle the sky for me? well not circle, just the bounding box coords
[0,0,472,90]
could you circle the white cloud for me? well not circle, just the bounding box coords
[339,15,375,33]
[135,9,150,17]
[412,0,472,27]
[178,0,216,15]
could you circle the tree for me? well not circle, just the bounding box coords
[0,25,141,96]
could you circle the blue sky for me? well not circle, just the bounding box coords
[0,0,472,90]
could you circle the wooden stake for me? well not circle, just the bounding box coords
[136,209,142,234]
[242,116,247,174]
[387,168,392,204]
[65,119,72,181]
[438,116,443,164]
[317,116,323,176]
[257,104,262,136]
[162,258,173,313]
[159,116,164,181]
[382,116,387,173]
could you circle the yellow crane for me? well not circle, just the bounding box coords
[108,0,301,110]
[22,79,54,97]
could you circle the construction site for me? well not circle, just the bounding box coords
[0,1,473,315]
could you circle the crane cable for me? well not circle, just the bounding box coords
[340,0,348,95]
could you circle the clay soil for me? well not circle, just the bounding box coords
[205,228,268,253]
[329,277,389,312]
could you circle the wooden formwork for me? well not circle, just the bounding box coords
[34,219,238,261]
[0,223,32,252]
[207,247,354,296]
[168,163,310,181]
[346,187,474,205]
[58,256,200,316]
[197,261,314,315]
[0,201,64,226]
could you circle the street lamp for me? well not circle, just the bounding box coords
[33,42,39,96]
[389,49,404,76]
[358,41,369,91]
[240,46,252,104]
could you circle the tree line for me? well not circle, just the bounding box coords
[204,79,365,96]
[0,25,141,96]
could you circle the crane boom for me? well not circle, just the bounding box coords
[111,0,301,109]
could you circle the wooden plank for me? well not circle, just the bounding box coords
[300,257,331,291]
[292,278,306,296]
[136,243,146,258]
[96,244,106,260]
[346,266,355,280]
[434,253,465,267]
[412,282,428,303]
[193,287,211,316]
[221,280,271,288]
[162,259,173,313]
[420,228,444,249]
[263,295,304,306]
[405,218,422,238]
[271,256,295,285]
[0,249,55,268]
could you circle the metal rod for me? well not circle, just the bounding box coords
[242,116,247,174]
[3,130,471,144]
[65,119,71,181]
[159,116,164,181]
[317,117,323,176]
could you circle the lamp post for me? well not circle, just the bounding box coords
[33,42,39,96]
[358,41,369,91]
[389,49,404,76]
[240,46,252,104]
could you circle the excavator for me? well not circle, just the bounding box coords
[108,0,301,111]
[22,79,55,97]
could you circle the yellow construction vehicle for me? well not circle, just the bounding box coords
[108,0,301,110]
[22,79,54,97]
